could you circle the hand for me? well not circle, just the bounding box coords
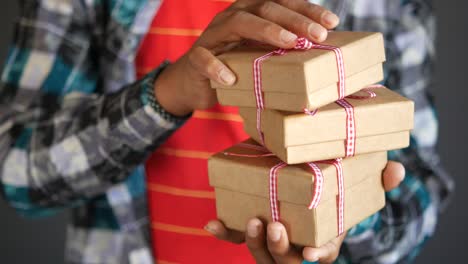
[205,161,405,263]
[154,0,340,116]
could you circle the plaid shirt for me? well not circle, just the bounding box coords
[0,0,453,263]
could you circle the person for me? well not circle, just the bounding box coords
[0,0,452,263]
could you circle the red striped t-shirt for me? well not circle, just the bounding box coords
[136,0,253,263]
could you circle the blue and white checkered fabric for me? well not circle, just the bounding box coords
[0,0,453,263]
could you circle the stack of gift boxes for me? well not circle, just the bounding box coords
[207,32,414,247]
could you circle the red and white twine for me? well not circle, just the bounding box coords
[317,158,345,235]
[252,37,352,153]
[251,38,350,233]
[225,37,383,237]
[269,158,344,236]
[335,99,357,157]
[269,162,288,222]
[225,144,343,236]
[253,38,315,144]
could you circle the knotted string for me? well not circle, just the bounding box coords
[253,37,351,154]
[229,36,384,237]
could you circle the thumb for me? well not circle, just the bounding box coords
[383,161,405,192]
[188,46,236,86]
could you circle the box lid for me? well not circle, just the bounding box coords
[208,140,388,206]
[216,62,384,112]
[240,87,414,147]
[211,31,385,95]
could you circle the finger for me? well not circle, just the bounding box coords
[383,161,406,192]
[250,1,328,42]
[188,46,236,86]
[202,10,298,49]
[245,218,275,264]
[275,0,340,29]
[266,222,303,264]
[205,220,245,244]
[302,233,346,263]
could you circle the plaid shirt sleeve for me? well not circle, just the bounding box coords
[0,0,186,217]
[313,0,454,263]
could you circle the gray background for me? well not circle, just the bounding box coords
[0,1,467,263]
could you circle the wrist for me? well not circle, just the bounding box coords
[154,61,194,117]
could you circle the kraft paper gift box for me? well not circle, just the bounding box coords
[210,31,386,112]
[208,141,387,247]
[239,87,414,164]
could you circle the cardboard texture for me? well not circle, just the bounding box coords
[239,87,414,164]
[208,142,387,247]
[216,63,384,112]
[211,31,386,111]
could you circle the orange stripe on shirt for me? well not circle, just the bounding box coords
[149,27,203,37]
[147,183,215,199]
[157,260,179,264]
[193,110,244,122]
[156,147,213,159]
[152,222,211,236]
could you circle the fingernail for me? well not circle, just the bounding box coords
[247,219,261,238]
[323,12,339,27]
[308,24,327,42]
[219,68,236,85]
[204,224,216,235]
[280,30,297,44]
[268,223,283,242]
